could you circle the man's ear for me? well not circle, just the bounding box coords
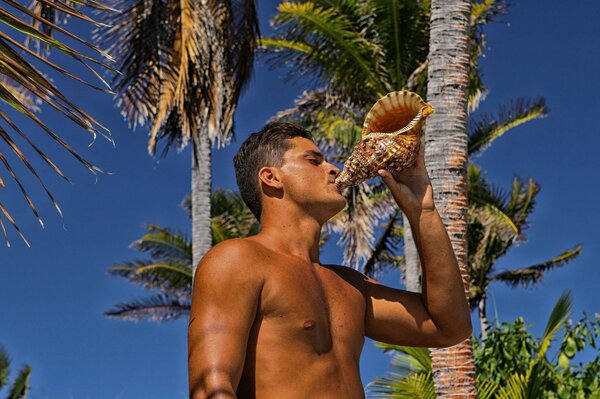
[258,166,283,190]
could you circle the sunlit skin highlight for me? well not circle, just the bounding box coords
[188,137,472,398]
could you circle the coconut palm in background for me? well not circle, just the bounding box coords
[425,0,475,394]
[0,0,115,246]
[261,0,430,272]
[0,345,31,398]
[105,189,259,321]
[466,160,582,337]
[93,0,260,272]
[261,0,514,277]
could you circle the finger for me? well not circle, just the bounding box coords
[414,140,425,168]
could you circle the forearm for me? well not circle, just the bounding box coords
[407,207,471,343]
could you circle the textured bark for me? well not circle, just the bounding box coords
[426,0,477,397]
[192,129,213,276]
[402,212,421,292]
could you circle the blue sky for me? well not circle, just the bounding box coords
[1,1,599,397]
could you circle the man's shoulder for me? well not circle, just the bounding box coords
[196,238,267,279]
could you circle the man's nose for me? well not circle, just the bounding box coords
[328,163,340,177]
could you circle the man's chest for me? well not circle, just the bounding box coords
[257,264,366,355]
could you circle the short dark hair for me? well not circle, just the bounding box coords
[233,121,314,220]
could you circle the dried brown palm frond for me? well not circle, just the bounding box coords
[0,0,115,246]
[94,0,259,157]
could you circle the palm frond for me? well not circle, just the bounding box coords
[495,371,526,399]
[468,164,519,237]
[471,0,509,28]
[93,0,168,131]
[130,224,192,262]
[326,181,393,269]
[108,260,192,297]
[538,292,572,357]
[476,377,499,399]
[367,0,429,91]
[367,371,435,399]
[266,1,389,101]
[363,209,405,277]
[6,364,31,399]
[211,189,259,244]
[0,0,114,245]
[492,245,582,288]
[97,0,259,156]
[468,0,509,113]
[0,346,9,389]
[375,342,432,373]
[469,98,548,157]
[105,294,190,322]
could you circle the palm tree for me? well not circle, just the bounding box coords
[105,189,259,321]
[0,345,32,398]
[261,1,509,277]
[93,0,260,272]
[261,0,430,273]
[467,162,582,337]
[424,0,476,396]
[0,0,115,246]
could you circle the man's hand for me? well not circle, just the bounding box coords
[378,141,434,217]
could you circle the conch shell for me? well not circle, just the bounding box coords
[335,91,435,190]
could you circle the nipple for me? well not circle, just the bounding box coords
[303,320,316,330]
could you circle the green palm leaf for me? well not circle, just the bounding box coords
[469,98,548,156]
[105,294,190,322]
[131,225,192,262]
[5,364,31,399]
[368,371,435,399]
[108,260,192,297]
[537,292,572,358]
[268,1,389,100]
[0,346,9,389]
[492,245,582,288]
[375,343,432,373]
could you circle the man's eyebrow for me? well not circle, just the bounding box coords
[304,150,324,159]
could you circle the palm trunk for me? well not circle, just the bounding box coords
[426,0,477,397]
[402,212,421,292]
[191,130,213,276]
[478,295,489,340]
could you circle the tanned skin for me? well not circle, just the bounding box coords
[188,137,472,398]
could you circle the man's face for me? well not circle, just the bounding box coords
[277,137,347,219]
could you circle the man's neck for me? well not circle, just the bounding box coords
[256,209,323,264]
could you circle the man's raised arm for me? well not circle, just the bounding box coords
[188,240,264,398]
[363,145,471,347]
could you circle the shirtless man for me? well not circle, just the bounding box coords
[188,122,472,398]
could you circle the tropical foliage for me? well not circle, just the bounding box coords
[367,293,600,399]
[467,160,582,335]
[0,345,31,398]
[93,0,260,269]
[260,0,530,274]
[0,0,115,246]
[261,0,432,270]
[105,189,259,322]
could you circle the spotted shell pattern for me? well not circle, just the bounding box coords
[335,91,435,190]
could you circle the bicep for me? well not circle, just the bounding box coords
[364,278,448,347]
[188,242,263,397]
